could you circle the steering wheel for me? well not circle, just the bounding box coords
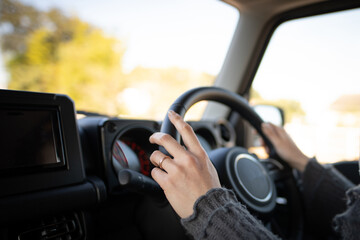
[160,86,303,239]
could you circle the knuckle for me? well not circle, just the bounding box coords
[150,150,158,159]
[151,168,158,177]
[167,175,176,185]
[172,164,185,179]
[172,165,181,176]
[198,151,208,161]
[183,154,196,168]
[159,133,172,143]
[151,169,168,187]
[181,122,192,132]
[165,173,177,187]
[150,150,160,162]
[151,168,161,181]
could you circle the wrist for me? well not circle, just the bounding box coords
[292,154,310,172]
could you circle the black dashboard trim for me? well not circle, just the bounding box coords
[0,181,99,225]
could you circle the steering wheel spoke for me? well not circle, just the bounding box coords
[261,158,293,182]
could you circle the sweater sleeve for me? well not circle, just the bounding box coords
[302,158,355,237]
[181,188,280,240]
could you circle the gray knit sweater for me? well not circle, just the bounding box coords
[181,159,357,240]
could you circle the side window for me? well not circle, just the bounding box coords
[251,9,360,164]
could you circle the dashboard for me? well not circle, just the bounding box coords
[0,89,238,239]
[0,90,218,239]
[6,88,339,240]
[78,116,237,196]
[1,89,359,240]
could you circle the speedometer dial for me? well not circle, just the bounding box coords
[112,140,141,173]
[123,140,151,176]
[111,127,156,177]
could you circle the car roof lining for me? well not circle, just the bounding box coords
[224,0,325,15]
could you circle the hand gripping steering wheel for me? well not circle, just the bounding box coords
[160,86,303,239]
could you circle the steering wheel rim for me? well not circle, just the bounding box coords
[161,87,281,162]
[160,86,303,239]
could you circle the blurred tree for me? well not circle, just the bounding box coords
[0,0,43,54]
[0,0,126,115]
[250,88,305,123]
[0,0,216,118]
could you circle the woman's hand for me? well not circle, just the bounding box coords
[261,122,310,172]
[149,110,221,218]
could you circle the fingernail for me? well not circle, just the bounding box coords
[168,110,176,117]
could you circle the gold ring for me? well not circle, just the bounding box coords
[159,156,169,170]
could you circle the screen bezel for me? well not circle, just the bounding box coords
[0,90,85,197]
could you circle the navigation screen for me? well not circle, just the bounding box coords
[0,108,65,170]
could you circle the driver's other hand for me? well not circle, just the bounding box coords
[261,122,310,172]
[149,110,221,219]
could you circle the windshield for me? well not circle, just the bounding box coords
[0,0,239,119]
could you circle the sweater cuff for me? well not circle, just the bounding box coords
[181,188,237,237]
[303,157,324,183]
[303,157,354,190]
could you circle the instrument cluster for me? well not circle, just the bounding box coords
[78,117,236,194]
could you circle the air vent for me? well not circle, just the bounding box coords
[220,123,231,142]
[17,213,84,240]
[217,120,235,147]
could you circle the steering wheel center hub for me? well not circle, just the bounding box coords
[225,148,276,213]
[234,154,272,202]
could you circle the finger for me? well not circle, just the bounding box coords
[149,132,187,158]
[261,122,281,144]
[267,123,291,143]
[273,123,289,140]
[151,167,169,190]
[150,150,176,173]
[168,110,205,157]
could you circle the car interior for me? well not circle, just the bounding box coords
[1,0,360,239]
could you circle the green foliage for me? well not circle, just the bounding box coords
[1,0,126,115]
[0,0,215,117]
[0,0,42,54]
[250,88,305,123]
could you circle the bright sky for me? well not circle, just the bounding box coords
[1,1,360,116]
[253,8,360,123]
[14,0,238,74]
